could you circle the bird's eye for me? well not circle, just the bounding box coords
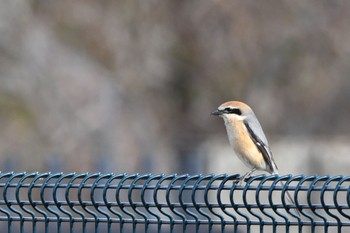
[224,107,242,115]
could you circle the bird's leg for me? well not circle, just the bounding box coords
[238,168,257,185]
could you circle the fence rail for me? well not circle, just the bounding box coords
[0,172,349,233]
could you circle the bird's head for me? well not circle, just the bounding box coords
[211,101,253,122]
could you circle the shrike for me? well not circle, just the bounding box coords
[211,101,277,180]
[212,100,299,214]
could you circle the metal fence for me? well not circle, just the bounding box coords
[0,172,349,233]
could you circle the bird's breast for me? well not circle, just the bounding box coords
[224,119,267,170]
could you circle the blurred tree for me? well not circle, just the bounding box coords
[0,0,349,174]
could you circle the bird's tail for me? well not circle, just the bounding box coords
[278,180,301,216]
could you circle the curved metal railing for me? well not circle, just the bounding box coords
[0,172,349,233]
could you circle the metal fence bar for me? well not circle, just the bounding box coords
[0,172,349,233]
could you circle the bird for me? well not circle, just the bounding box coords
[211,101,277,179]
[211,101,300,215]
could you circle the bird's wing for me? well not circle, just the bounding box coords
[243,121,277,173]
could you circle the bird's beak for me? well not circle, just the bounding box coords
[211,109,222,116]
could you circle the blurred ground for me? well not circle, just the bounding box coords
[0,1,350,175]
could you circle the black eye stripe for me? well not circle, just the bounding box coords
[223,107,242,115]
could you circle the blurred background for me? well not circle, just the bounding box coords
[0,1,349,176]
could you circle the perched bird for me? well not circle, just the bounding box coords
[211,101,299,215]
[211,101,277,180]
